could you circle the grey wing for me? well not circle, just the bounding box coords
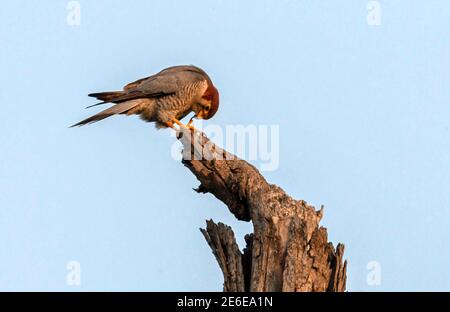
[132,65,208,95]
[88,65,207,105]
[88,73,179,105]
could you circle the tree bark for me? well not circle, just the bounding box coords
[178,128,347,292]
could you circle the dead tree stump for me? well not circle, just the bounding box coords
[178,128,347,292]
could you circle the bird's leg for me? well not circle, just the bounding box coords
[164,120,179,131]
[171,117,188,129]
[165,120,185,139]
[172,117,196,131]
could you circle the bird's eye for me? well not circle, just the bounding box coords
[204,105,211,112]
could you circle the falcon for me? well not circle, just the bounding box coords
[71,65,219,129]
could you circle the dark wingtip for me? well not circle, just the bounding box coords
[85,102,107,109]
[69,122,83,128]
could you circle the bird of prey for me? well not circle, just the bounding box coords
[71,65,219,129]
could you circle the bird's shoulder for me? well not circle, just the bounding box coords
[123,65,210,95]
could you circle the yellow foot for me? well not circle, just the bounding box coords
[171,117,188,129]
[165,120,177,130]
[171,117,197,131]
[187,118,196,130]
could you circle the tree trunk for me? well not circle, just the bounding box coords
[178,128,347,292]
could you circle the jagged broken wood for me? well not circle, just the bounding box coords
[178,128,347,292]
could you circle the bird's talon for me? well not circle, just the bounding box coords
[186,118,196,131]
[171,117,190,129]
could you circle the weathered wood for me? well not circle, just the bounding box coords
[179,128,347,292]
[200,220,246,292]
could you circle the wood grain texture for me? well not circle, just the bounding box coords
[178,128,347,292]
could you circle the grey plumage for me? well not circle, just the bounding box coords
[71,65,217,128]
[71,100,149,127]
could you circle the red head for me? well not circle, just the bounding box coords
[201,83,219,119]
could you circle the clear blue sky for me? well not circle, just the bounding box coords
[0,1,449,291]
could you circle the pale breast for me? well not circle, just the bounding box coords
[156,80,208,117]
